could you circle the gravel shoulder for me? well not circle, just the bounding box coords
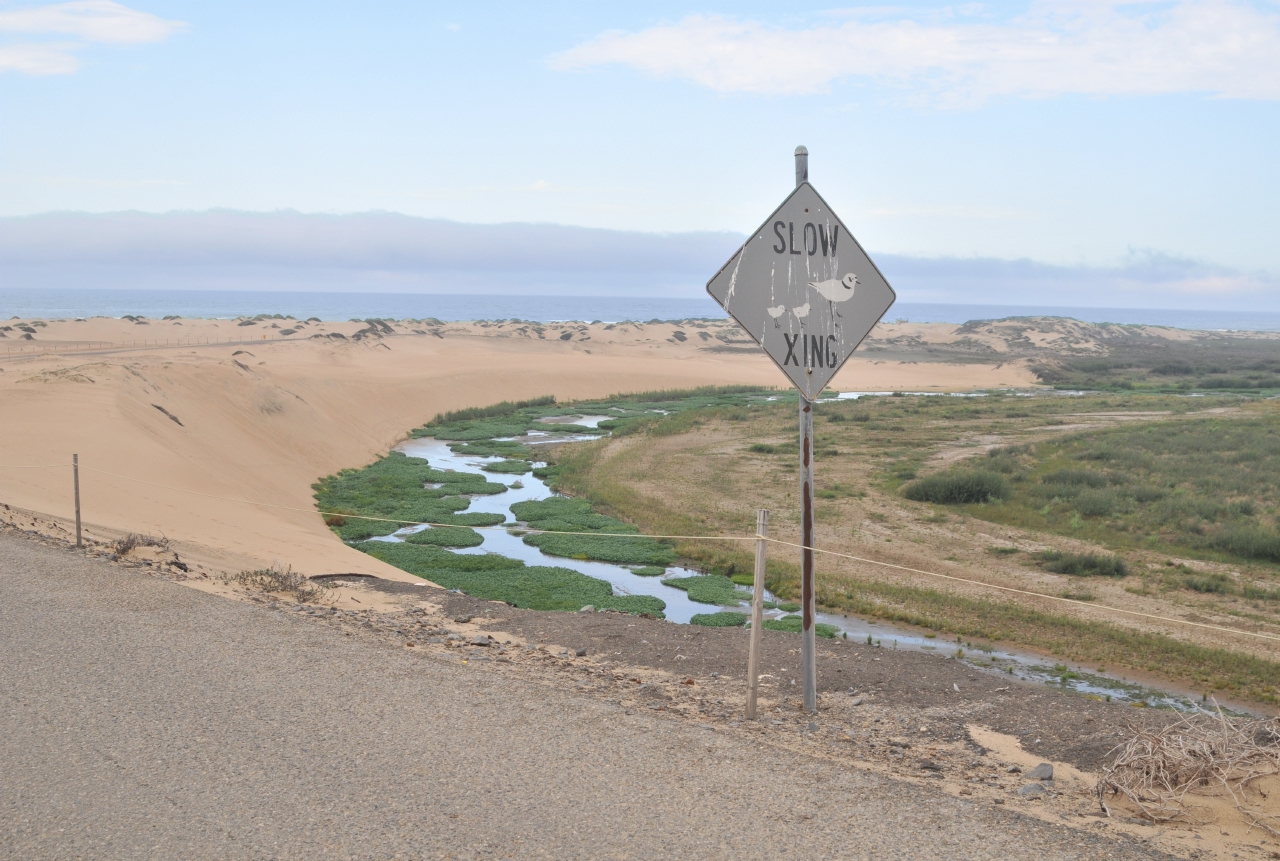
[1,527,1197,860]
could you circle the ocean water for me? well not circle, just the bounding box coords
[5,288,1280,331]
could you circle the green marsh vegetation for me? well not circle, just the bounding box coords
[323,385,778,619]
[354,541,665,616]
[908,412,1280,568]
[660,573,741,606]
[313,451,506,541]
[510,497,677,565]
[542,386,1280,703]
[762,616,839,638]
[690,611,749,627]
[1031,337,1280,393]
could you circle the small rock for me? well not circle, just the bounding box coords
[806,722,819,732]
[1006,764,1022,774]
[453,615,472,624]
[578,605,595,613]
[470,635,491,647]
[106,553,119,561]
[1027,763,1054,781]
[447,633,464,641]
[850,695,864,706]
[575,647,587,657]
[919,760,943,772]
[993,799,1005,805]
[1018,783,1046,797]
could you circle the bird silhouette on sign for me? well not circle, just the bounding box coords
[808,273,858,318]
[767,305,786,328]
[791,303,810,326]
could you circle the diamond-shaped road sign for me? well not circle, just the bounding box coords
[707,182,895,400]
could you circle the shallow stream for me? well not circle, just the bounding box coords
[374,414,1246,715]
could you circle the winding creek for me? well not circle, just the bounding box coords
[367,414,1248,715]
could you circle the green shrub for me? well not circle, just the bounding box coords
[761,616,838,638]
[1074,489,1119,517]
[1042,469,1109,488]
[1183,572,1235,594]
[661,574,741,606]
[902,471,1011,504]
[1040,550,1128,577]
[776,601,800,612]
[691,611,749,627]
[1212,526,1280,562]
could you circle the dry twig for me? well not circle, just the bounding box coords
[1096,704,1280,835]
[235,565,331,603]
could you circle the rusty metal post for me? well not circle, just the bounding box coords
[746,508,769,720]
[799,396,816,712]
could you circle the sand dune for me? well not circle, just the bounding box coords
[0,315,1035,577]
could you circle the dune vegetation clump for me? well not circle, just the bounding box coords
[354,541,665,616]
[902,471,1012,505]
[1040,550,1129,577]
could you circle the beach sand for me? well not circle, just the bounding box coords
[0,315,1036,579]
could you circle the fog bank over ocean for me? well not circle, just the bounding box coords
[2,211,1276,317]
[6,288,1280,332]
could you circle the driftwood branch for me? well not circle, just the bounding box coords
[1096,703,1280,836]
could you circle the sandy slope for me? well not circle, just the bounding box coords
[0,315,1035,579]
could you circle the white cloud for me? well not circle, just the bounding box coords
[0,0,182,43]
[0,1,184,75]
[551,2,1280,103]
[0,39,78,73]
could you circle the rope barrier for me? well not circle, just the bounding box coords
[0,464,70,469]
[76,465,758,541]
[4,462,1276,644]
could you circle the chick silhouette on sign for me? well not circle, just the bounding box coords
[808,273,858,319]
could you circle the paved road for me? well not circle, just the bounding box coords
[0,533,1170,860]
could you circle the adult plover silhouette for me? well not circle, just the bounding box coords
[808,273,858,318]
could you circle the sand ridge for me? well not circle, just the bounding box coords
[0,315,1035,579]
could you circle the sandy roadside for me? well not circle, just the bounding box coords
[0,315,1037,580]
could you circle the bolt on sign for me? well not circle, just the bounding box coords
[706,182,896,400]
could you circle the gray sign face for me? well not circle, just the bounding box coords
[707,183,896,400]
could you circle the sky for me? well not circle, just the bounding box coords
[1,1,1278,308]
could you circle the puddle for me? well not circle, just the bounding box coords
[382,426,1249,715]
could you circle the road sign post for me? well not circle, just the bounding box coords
[707,146,896,714]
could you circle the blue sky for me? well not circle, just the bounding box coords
[2,1,1278,307]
